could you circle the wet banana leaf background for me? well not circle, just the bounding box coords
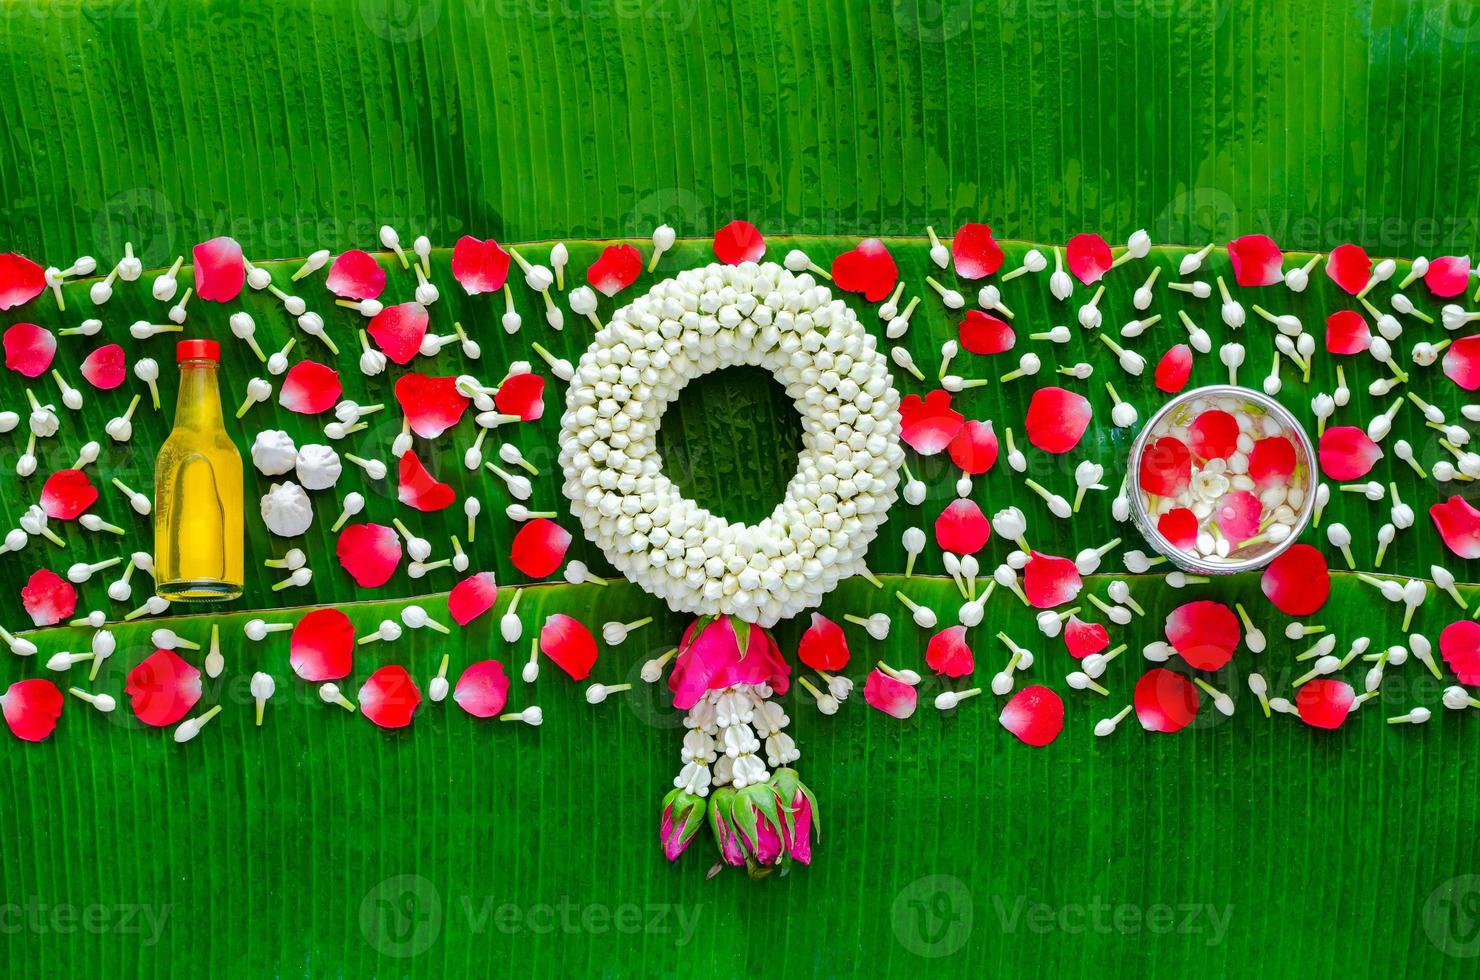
[2,1,1480,977]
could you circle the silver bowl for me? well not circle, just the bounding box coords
[1126,384,1316,574]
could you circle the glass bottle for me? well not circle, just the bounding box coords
[154,339,244,600]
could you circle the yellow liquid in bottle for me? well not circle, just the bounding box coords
[154,357,244,600]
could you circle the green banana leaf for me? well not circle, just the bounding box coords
[2,0,1480,977]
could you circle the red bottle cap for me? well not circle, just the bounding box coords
[176,339,221,362]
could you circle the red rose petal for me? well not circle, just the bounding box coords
[1260,543,1330,616]
[359,665,421,729]
[511,518,571,578]
[335,523,403,588]
[40,469,97,520]
[451,236,512,295]
[448,571,498,626]
[325,249,387,300]
[934,499,991,555]
[540,613,598,680]
[1213,490,1263,546]
[394,373,470,438]
[958,309,1015,355]
[453,660,510,717]
[899,389,964,456]
[79,343,126,390]
[1318,426,1382,480]
[863,668,916,719]
[1425,256,1472,298]
[397,450,455,512]
[1248,436,1296,488]
[1134,668,1200,733]
[925,625,974,678]
[1157,508,1199,550]
[1024,387,1092,454]
[951,223,1005,280]
[367,302,430,366]
[1139,436,1192,497]
[1430,495,1480,560]
[1295,678,1355,730]
[1154,344,1193,393]
[946,419,998,475]
[279,360,342,415]
[21,568,76,627]
[1164,600,1241,670]
[1325,243,1371,295]
[1442,335,1480,391]
[1064,616,1110,659]
[1226,234,1284,287]
[494,372,545,422]
[3,322,55,377]
[1324,310,1371,355]
[0,253,46,310]
[1066,233,1113,286]
[1440,620,1480,684]
[290,608,355,682]
[1188,409,1239,460]
[712,221,765,265]
[586,243,643,297]
[797,613,849,673]
[125,649,201,727]
[999,685,1064,746]
[830,239,899,302]
[2,678,62,742]
[1023,551,1082,608]
[192,236,246,302]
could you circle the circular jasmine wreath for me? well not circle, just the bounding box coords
[558,261,905,627]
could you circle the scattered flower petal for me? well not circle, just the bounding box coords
[797,613,849,673]
[1439,620,1480,685]
[1295,678,1354,730]
[1164,600,1240,670]
[586,243,643,297]
[21,568,76,627]
[1157,508,1199,549]
[1188,409,1239,460]
[925,625,974,678]
[1063,616,1109,659]
[541,613,598,681]
[1248,436,1296,488]
[398,450,455,512]
[1226,234,1284,287]
[1154,344,1193,393]
[1134,668,1199,733]
[1318,426,1381,480]
[947,419,998,475]
[712,221,765,265]
[394,373,470,438]
[359,665,421,729]
[326,249,387,300]
[1023,551,1082,608]
[494,372,545,421]
[934,499,991,554]
[1442,335,1480,391]
[1024,387,1092,454]
[125,649,201,727]
[951,223,1004,279]
[449,572,498,626]
[1260,543,1330,616]
[1139,436,1192,496]
[1425,256,1472,298]
[40,469,97,520]
[1325,243,1371,295]
[367,302,430,366]
[511,518,571,578]
[830,239,898,301]
[192,236,246,302]
[958,310,1015,355]
[279,360,342,415]
[0,253,46,310]
[79,344,126,389]
[336,523,403,588]
[863,668,916,719]
[1066,233,1112,285]
[1430,495,1480,560]
[290,608,355,682]
[451,236,511,295]
[2,678,62,741]
[453,660,510,717]
[3,322,55,377]
[1324,310,1371,355]
[899,389,964,455]
[999,685,1063,746]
